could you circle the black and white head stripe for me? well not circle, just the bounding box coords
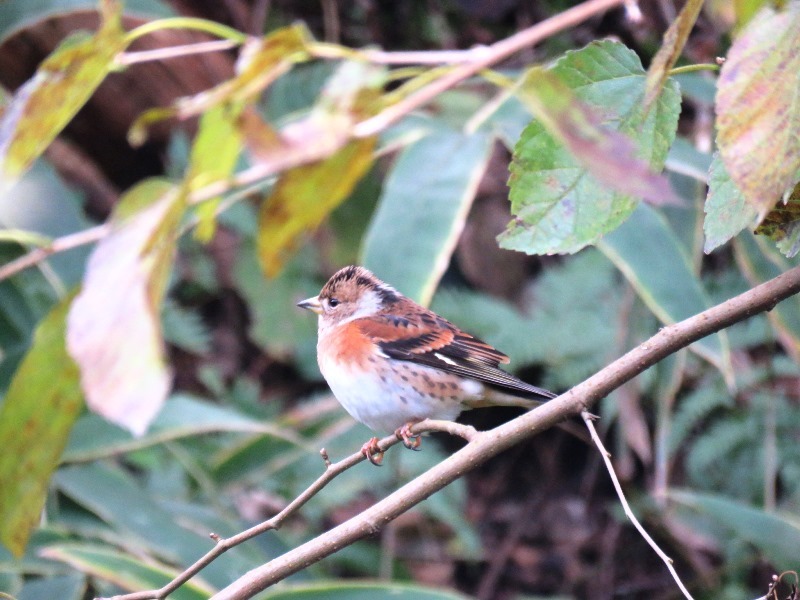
[322,266,400,304]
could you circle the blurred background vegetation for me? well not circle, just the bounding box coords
[1,0,799,599]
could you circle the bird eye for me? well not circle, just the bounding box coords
[328,297,340,308]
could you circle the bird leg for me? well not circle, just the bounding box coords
[360,437,384,466]
[395,422,422,451]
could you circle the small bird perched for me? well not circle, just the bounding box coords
[297,266,556,464]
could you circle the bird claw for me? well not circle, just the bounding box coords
[395,423,422,451]
[361,437,384,466]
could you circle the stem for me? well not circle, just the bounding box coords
[583,411,694,600]
[125,18,249,45]
[667,63,720,76]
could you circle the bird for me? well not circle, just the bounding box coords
[297,265,556,464]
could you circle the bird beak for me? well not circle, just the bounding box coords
[297,295,323,315]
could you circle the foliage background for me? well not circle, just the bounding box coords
[0,1,799,599]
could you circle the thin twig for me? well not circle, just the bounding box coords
[0,224,110,282]
[97,419,477,600]
[320,0,340,44]
[310,44,493,65]
[581,411,694,600]
[116,40,240,66]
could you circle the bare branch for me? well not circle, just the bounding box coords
[582,411,694,600]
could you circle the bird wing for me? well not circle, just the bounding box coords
[354,314,556,401]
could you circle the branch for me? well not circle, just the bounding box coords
[207,265,800,599]
[97,419,476,600]
[0,225,109,282]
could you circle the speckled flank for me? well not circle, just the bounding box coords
[318,344,484,431]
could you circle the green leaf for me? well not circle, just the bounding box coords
[599,203,733,382]
[716,2,800,219]
[703,152,759,253]
[16,573,85,600]
[0,228,51,247]
[161,299,211,355]
[259,581,473,600]
[40,544,211,600]
[0,1,127,183]
[0,159,95,286]
[233,244,320,378]
[66,179,185,435]
[516,66,677,205]
[643,0,704,111]
[670,489,800,567]
[53,463,257,586]
[0,297,83,557]
[734,0,772,28]
[62,394,306,463]
[361,130,493,305]
[187,104,245,242]
[665,136,712,182]
[500,40,681,255]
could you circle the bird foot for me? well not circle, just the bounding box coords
[395,423,422,451]
[361,437,384,466]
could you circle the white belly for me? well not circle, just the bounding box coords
[318,356,465,432]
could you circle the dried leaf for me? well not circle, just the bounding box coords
[754,181,800,257]
[257,138,375,276]
[67,179,185,435]
[644,0,705,111]
[255,60,386,276]
[716,2,800,219]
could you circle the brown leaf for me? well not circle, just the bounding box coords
[643,0,705,112]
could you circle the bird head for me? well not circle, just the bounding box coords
[297,266,400,329]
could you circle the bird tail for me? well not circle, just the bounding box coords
[469,383,556,409]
